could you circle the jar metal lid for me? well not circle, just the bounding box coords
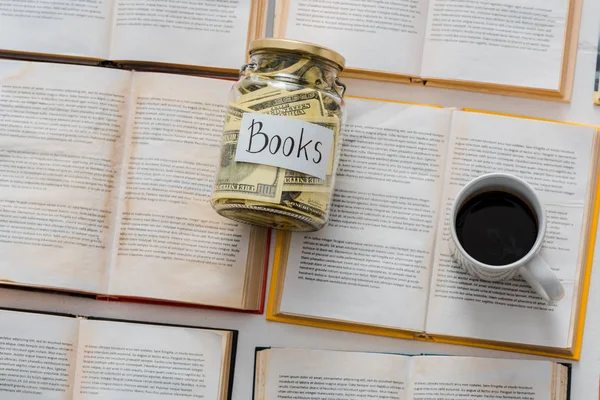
[249,38,345,70]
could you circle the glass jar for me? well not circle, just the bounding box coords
[211,39,346,232]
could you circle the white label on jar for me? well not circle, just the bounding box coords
[235,113,334,180]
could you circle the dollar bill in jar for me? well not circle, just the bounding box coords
[211,39,346,232]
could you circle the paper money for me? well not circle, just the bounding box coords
[237,86,284,105]
[254,58,310,77]
[297,63,329,90]
[224,103,251,125]
[212,129,284,203]
[280,191,329,222]
[244,89,327,118]
[212,59,343,230]
[283,170,331,192]
[238,81,269,95]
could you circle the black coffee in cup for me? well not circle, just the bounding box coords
[455,191,538,266]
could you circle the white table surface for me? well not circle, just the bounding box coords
[2,0,600,398]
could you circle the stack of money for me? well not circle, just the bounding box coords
[211,55,343,231]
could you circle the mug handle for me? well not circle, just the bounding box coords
[519,256,565,303]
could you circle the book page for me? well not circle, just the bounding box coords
[107,72,253,308]
[410,356,556,400]
[0,60,132,293]
[420,0,570,90]
[108,0,251,70]
[0,309,79,400]
[276,0,430,75]
[258,348,409,400]
[278,100,451,331]
[0,0,113,58]
[72,319,227,400]
[426,111,597,348]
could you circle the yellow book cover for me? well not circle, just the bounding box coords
[267,98,600,360]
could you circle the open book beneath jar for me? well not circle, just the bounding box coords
[272,0,582,101]
[0,59,270,312]
[0,0,267,74]
[267,97,600,359]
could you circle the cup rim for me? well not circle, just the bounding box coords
[449,173,546,271]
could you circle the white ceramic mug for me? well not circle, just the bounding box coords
[449,173,565,303]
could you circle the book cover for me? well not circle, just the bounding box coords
[266,100,600,360]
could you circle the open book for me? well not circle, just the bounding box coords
[0,59,269,312]
[0,0,267,73]
[273,0,582,101]
[254,348,571,400]
[267,98,600,359]
[0,308,237,400]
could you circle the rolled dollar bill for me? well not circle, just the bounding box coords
[213,129,284,204]
[244,89,326,118]
[280,190,329,222]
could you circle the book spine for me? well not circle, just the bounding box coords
[252,347,272,400]
[99,60,126,69]
[226,331,239,400]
